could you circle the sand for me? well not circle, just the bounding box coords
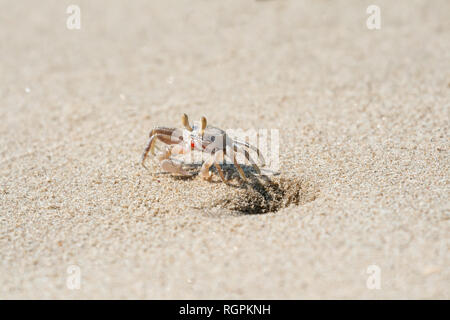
[0,0,448,299]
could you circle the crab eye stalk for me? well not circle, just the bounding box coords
[182,113,193,131]
[200,116,207,136]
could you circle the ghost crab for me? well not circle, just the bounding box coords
[141,114,265,183]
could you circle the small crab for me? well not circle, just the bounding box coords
[141,114,265,182]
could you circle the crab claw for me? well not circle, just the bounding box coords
[160,159,191,176]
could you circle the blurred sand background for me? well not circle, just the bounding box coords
[0,0,449,299]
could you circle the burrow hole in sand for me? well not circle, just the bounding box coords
[209,174,319,214]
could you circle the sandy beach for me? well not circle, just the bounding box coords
[0,0,448,299]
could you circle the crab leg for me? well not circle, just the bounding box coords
[233,156,247,182]
[233,144,261,175]
[198,150,227,182]
[213,151,227,183]
[199,154,215,181]
[226,146,247,182]
[148,127,177,137]
[233,140,265,166]
[141,130,181,168]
